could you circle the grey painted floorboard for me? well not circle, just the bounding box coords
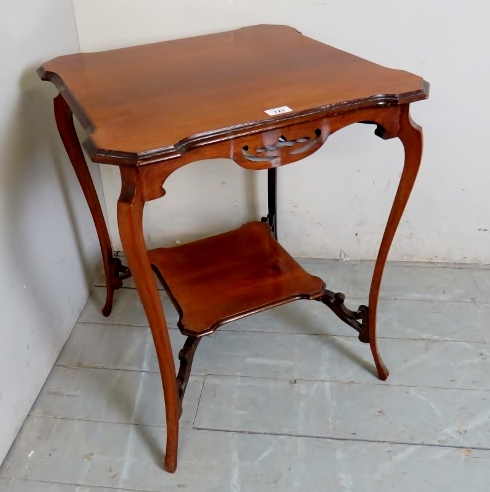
[207,331,490,390]
[195,375,490,448]
[30,366,203,429]
[473,269,490,303]
[296,258,482,302]
[1,417,488,492]
[2,260,490,491]
[227,297,490,341]
[56,323,213,375]
[0,478,141,492]
[78,288,179,327]
[78,287,490,344]
[58,323,490,392]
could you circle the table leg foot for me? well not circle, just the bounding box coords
[102,257,131,317]
[101,286,115,318]
[371,339,390,381]
[164,455,178,473]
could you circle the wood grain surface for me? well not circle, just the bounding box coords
[149,221,325,336]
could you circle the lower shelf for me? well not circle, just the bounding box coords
[148,221,325,336]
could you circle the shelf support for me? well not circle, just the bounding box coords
[176,336,201,413]
[318,290,370,343]
[261,167,277,239]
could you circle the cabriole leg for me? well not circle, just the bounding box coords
[368,104,423,380]
[117,167,180,473]
[53,94,130,317]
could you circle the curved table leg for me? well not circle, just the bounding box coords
[368,104,423,380]
[117,167,180,473]
[53,94,130,317]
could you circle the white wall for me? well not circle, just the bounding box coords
[73,0,490,263]
[0,1,103,464]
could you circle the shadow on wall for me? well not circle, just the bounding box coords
[1,65,96,346]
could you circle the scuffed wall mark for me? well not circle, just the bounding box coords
[338,250,350,261]
[46,389,80,397]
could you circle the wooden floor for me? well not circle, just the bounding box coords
[1,258,490,491]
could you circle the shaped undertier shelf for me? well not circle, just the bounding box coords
[148,221,325,336]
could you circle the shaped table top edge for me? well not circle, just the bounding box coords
[38,25,430,168]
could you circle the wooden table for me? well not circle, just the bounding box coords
[38,25,429,472]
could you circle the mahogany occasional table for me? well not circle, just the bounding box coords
[38,25,429,472]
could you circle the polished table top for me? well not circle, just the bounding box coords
[38,25,428,166]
